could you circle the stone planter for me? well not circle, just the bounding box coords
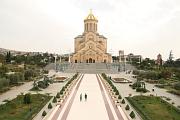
[115,96,118,101]
[60,95,64,99]
[113,96,118,101]
[116,101,121,106]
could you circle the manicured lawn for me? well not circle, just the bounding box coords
[0,94,52,120]
[126,96,180,120]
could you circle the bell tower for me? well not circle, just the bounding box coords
[84,10,98,33]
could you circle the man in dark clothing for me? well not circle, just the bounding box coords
[85,93,87,101]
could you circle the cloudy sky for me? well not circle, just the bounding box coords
[0,0,179,60]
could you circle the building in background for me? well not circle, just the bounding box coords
[156,54,163,66]
[119,50,125,63]
[126,53,142,64]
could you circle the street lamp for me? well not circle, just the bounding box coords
[124,56,126,72]
[54,55,57,72]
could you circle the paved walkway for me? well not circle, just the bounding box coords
[66,74,109,120]
[0,81,33,104]
[47,74,127,120]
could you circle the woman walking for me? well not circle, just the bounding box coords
[80,93,82,102]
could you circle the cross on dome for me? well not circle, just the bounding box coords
[85,9,97,21]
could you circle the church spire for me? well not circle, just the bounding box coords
[84,10,98,33]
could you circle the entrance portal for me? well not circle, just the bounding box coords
[89,58,92,63]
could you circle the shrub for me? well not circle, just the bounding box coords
[174,82,180,90]
[118,95,122,99]
[115,90,119,95]
[132,82,141,88]
[122,99,125,104]
[168,90,180,96]
[133,70,140,75]
[56,92,60,98]
[166,97,171,101]
[52,97,57,103]
[42,110,47,116]
[155,84,165,88]
[125,104,130,110]
[23,93,31,104]
[136,88,147,93]
[129,111,135,118]
[48,103,52,109]
[37,81,47,89]
[60,90,64,95]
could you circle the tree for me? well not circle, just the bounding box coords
[42,110,47,116]
[118,95,122,99]
[115,90,119,95]
[121,99,125,104]
[23,93,31,104]
[125,104,130,110]
[8,74,19,85]
[130,111,135,118]
[160,70,172,79]
[0,65,8,77]
[0,54,5,63]
[56,92,60,98]
[6,51,11,63]
[0,78,9,90]
[24,69,34,80]
[48,103,52,109]
[52,97,57,103]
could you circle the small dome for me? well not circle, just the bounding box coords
[85,10,97,21]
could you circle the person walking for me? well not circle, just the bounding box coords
[85,93,87,101]
[80,93,82,102]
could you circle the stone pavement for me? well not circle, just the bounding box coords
[45,74,128,120]
[66,74,109,120]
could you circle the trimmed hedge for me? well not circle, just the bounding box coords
[125,104,130,110]
[42,110,47,116]
[130,111,135,118]
[48,103,52,109]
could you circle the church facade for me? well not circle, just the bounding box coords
[70,11,112,63]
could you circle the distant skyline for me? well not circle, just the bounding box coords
[0,0,179,60]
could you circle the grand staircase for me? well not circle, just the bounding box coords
[45,63,136,74]
[66,63,110,73]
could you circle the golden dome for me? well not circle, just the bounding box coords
[85,9,97,21]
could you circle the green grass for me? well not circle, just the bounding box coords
[0,94,52,120]
[126,96,180,120]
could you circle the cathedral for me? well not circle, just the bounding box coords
[70,11,112,63]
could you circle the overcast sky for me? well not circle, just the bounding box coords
[0,0,179,60]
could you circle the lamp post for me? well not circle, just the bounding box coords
[54,55,57,72]
[124,55,126,72]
